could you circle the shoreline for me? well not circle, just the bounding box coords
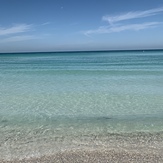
[1,148,163,163]
[1,131,163,162]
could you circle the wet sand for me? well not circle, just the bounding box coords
[1,148,163,163]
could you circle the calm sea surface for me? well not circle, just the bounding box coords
[0,50,163,159]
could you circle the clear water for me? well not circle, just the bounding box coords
[0,50,163,159]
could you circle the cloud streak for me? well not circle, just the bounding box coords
[0,35,37,43]
[0,24,32,36]
[84,7,163,36]
[41,22,51,26]
[84,22,161,35]
[103,7,163,24]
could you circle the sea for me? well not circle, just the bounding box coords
[0,50,163,160]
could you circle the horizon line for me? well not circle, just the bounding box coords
[0,48,163,54]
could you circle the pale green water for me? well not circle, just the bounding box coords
[0,50,163,159]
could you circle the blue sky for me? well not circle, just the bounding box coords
[0,0,163,52]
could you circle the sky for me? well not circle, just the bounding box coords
[0,0,163,52]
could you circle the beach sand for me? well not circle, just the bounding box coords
[1,147,163,163]
[1,131,163,163]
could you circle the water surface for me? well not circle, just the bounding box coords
[0,50,163,159]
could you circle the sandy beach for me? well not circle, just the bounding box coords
[1,129,163,163]
[1,148,163,163]
[1,0,163,161]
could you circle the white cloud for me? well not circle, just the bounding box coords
[41,22,51,26]
[110,22,161,32]
[0,35,37,43]
[84,22,161,35]
[0,24,32,36]
[84,7,163,36]
[103,7,163,24]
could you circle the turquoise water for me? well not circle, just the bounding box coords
[0,50,163,159]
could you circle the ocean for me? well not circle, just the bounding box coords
[0,50,163,160]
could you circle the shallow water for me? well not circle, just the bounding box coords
[0,50,163,159]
